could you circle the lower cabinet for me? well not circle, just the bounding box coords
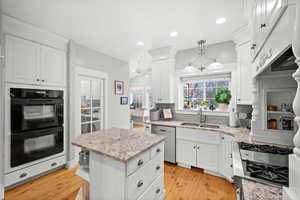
[176,127,233,182]
[176,139,197,167]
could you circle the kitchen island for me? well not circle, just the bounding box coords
[72,128,166,200]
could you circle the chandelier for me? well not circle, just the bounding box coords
[183,40,223,73]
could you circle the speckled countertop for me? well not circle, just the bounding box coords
[72,128,165,162]
[144,120,290,200]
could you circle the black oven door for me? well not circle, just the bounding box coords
[11,126,64,168]
[11,98,63,133]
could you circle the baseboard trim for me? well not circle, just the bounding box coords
[177,162,191,169]
[66,159,78,169]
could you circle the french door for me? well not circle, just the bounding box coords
[80,76,105,134]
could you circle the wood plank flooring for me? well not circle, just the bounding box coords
[5,163,236,200]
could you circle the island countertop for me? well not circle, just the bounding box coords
[72,128,166,162]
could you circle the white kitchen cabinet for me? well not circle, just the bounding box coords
[251,0,288,58]
[176,139,197,167]
[236,41,253,105]
[5,35,41,85]
[5,35,66,87]
[196,143,219,172]
[151,59,174,103]
[41,46,66,87]
[220,135,233,182]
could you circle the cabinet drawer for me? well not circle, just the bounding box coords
[150,142,164,159]
[5,156,65,187]
[151,125,175,134]
[137,174,164,200]
[176,128,220,144]
[127,150,150,176]
[127,153,163,200]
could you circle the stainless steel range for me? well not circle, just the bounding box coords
[232,142,293,199]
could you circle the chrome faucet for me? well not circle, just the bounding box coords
[198,107,207,124]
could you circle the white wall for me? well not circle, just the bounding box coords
[175,41,237,70]
[68,41,130,162]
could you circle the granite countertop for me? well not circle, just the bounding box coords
[242,179,282,200]
[72,128,165,162]
[144,120,290,200]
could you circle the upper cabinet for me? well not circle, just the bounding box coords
[149,46,175,103]
[251,0,288,59]
[5,35,66,87]
[236,41,253,105]
[41,46,66,87]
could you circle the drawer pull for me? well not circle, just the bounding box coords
[51,162,57,167]
[159,129,166,132]
[156,165,161,170]
[19,173,27,179]
[156,188,161,194]
[137,159,144,166]
[137,180,144,188]
[156,148,161,153]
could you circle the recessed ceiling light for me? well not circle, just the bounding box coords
[216,17,226,24]
[137,41,144,46]
[170,31,178,37]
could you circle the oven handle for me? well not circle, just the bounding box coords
[11,98,63,105]
[11,127,63,139]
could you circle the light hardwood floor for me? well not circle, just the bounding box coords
[5,163,236,200]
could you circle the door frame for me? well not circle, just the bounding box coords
[70,66,108,164]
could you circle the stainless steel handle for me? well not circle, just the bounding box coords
[137,180,143,188]
[156,148,161,153]
[156,188,161,194]
[19,173,27,178]
[137,159,144,166]
[51,162,57,167]
[156,165,161,170]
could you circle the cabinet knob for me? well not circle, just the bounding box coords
[237,98,241,101]
[19,173,28,179]
[156,165,161,170]
[36,78,40,81]
[137,180,144,188]
[251,44,256,50]
[197,146,200,150]
[193,145,197,149]
[260,23,266,28]
[137,159,144,166]
[156,148,161,153]
[156,188,161,194]
[42,80,45,82]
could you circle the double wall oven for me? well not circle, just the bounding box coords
[9,88,64,168]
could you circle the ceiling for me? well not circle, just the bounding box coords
[2,0,248,62]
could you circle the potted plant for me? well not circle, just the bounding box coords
[214,87,232,112]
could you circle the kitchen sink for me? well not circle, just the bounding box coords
[180,122,220,129]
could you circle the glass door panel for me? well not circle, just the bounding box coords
[80,76,105,134]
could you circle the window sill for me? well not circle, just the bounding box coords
[175,109,229,117]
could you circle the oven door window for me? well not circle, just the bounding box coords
[24,134,56,154]
[23,105,55,120]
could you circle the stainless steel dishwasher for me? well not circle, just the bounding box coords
[151,125,176,163]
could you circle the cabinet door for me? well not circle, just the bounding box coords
[151,63,162,102]
[196,143,219,172]
[265,0,287,28]
[176,139,196,167]
[237,42,253,105]
[41,46,66,87]
[5,35,40,85]
[252,0,264,51]
[159,61,171,103]
[220,135,233,182]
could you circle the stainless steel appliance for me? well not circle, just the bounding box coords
[232,142,293,199]
[151,125,176,163]
[10,88,64,168]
